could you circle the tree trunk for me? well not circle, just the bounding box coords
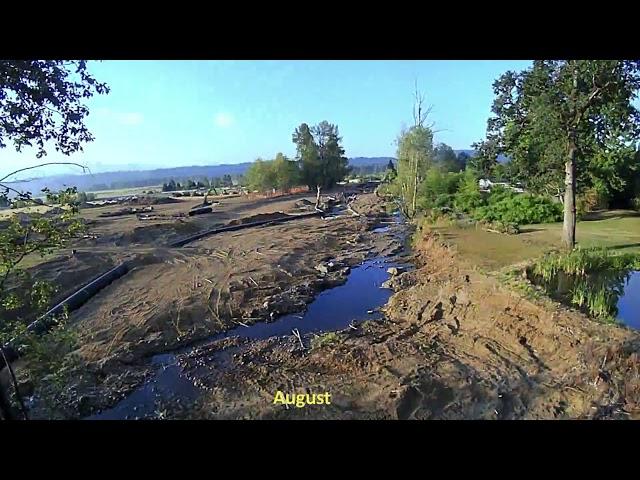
[411,154,419,217]
[0,387,14,420]
[562,144,577,250]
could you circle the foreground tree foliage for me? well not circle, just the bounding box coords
[0,61,109,158]
[0,60,108,419]
[474,60,640,249]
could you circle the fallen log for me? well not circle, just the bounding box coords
[188,206,213,216]
[170,211,322,247]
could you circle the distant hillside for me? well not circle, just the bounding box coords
[5,163,253,196]
[5,153,511,196]
[455,149,510,164]
[6,157,398,195]
[349,157,395,167]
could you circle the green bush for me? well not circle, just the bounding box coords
[412,168,561,229]
[453,169,484,213]
[577,185,609,218]
[76,192,96,203]
[473,189,562,225]
[415,168,462,211]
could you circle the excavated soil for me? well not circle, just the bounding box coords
[16,192,402,418]
[170,232,640,420]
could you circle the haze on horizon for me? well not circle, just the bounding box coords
[0,60,533,179]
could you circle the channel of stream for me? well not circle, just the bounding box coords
[88,213,411,419]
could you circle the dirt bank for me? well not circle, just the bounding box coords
[171,231,640,419]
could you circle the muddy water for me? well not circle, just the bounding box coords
[88,214,411,420]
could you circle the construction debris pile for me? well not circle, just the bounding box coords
[98,206,154,218]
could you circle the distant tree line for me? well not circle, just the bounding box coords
[160,174,239,192]
[76,191,96,203]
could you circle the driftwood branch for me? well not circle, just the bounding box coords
[291,328,305,350]
[314,186,323,212]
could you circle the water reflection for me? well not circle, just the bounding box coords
[529,268,640,328]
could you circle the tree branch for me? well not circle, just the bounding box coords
[0,162,89,183]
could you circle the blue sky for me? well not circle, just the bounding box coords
[0,60,533,179]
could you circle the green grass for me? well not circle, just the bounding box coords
[310,331,341,350]
[526,247,639,322]
[431,209,640,272]
[87,185,163,199]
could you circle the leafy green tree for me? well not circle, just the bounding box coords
[292,121,349,192]
[246,153,301,193]
[434,143,463,172]
[383,159,397,183]
[456,151,471,171]
[415,168,462,211]
[273,152,300,192]
[246,158,277,192]
[386,159,396,174]
[475,60,640,249]
[453,168,484,213]
[393,86,435,217]
[0,61,109,157]
[470,137,500,178]
[0,60,108,419]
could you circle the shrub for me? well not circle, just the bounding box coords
[311,331,341,350]
[473,190,562,225]
[453,169,484,213]
[577,185,609,218]
[415,168,462,211]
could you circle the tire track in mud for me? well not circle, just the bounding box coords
[86,209,412,419]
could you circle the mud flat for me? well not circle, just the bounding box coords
[20,192,409,418]
[126,230,640,420]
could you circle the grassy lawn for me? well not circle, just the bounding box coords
[431,210,640,272]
